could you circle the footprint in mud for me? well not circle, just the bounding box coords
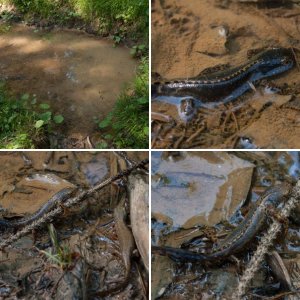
[169,15,192,34]
[167,8,199,38]
[160,0,173,11]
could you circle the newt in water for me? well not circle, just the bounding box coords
[152,183,292,263]
[0,187,75,230]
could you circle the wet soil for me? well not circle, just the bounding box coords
[151,151,300,299]
[151,0,300,149]
[0,151,148,299]
[0,23,137,148]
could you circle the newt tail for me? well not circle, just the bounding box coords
[152,245,207,263]
[152,183,292,263]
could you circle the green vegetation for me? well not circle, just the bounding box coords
[0,82,64,148]
[0,0,149,149]
[2,0,148,41]
[96,57,148,149]
[75,0,148,37]
[40,224,75,269]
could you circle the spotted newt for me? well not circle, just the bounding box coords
[152,183,292,263]
[0,187,75,229]
[152,48,295,105]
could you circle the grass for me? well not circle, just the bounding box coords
[96,57,148,149]
[1,0,149,41]
[40,224,76,269]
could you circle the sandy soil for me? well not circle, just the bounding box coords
[151,0,300,149]
[0,23,137,148]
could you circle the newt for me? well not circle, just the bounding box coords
[152,183,292,263]
[152,48,295,102]
[152,48,295,120]
[0,187,75,229]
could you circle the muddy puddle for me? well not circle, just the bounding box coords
[0,151,149,299]
[0,23,137,148]
[151,151,300,299]
[151,0,300,149]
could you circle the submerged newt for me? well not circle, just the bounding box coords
[0,187,75,229]
[152,183,292,263]
[152,48,295,117]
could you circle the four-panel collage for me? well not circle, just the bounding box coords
[1,0,300,299]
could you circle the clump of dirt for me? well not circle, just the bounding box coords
[151,0,300,149]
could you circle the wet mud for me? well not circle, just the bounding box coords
[0,23,137,148]
[0,151,148,299]
[151,0,300,149]
[151,151,300,299]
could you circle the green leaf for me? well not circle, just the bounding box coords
[39,111,52,122]
[98,118,110,128]
[39,103,50,110]
[137,97,148,104]
[104,134,113,140]
[21,93,29,101]
[53,115,64,124]
[35,120,44,128]
[96,141,108,149]
[98,113,113,129]
[143,126,149,135]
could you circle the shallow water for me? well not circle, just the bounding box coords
[0,24,137,142]
[151,151,300,299]
[152,151,254,228]
[0,151,148,299]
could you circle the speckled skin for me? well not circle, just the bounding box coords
[0,187,75,229]
[152,48,295,103]
[152,183,292,263]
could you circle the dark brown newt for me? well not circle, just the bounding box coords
[152,48,295,106]
[94,193,135,297]
[0,187,75,229]
[152,183,292,263]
